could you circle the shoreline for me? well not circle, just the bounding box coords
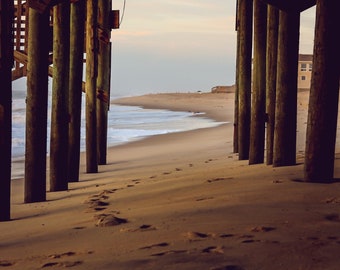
[11,92,228,180]
[112,92,233,123]
[3,91,340,270]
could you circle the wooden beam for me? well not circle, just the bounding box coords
[97,0,112,165]
[27,0,67,14]
[0,0,14,221]
[265,5,279,165]
[12,66,26,81]
[237,0,253,160]
[85,0,98,173]
[273,10,300,167]
[249,0,267,165]
[50,1,70,191]
[233,0,240,154]
[68,0,85,182]
[304,1,340,182]
[25,8,50,203]
[260,0,316,12]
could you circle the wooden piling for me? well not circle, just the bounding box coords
[237,0,253,160]
[265,5,279,165]
[304,1,340,182]
[50,2,70,191]
[68,0,85,182]
[273,10,300,167]
[86,0,98,173]
[233,0,240,154]
[97,0,111,165]
[25,9,50,203]
[0,0,13,221]
[249,0,267,165]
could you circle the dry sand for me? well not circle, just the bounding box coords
[2,91,340,270]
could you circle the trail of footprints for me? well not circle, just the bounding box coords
[40,250,95,269]
[84,187,128,227]
[136,226,278,259]
[82,161,206,226]
[83,163,232,227]
[0,251,92,269]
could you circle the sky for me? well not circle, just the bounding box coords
[110,0,238,95]
[110,1,316,96]
[13,1,317,96]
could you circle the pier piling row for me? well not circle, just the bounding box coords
[1,0,340,221]
[0,0,118,221]
[234,0,340,182]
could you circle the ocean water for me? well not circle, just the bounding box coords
[12,89,225,161]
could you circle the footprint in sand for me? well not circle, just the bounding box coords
[0,260,14,267]
[185,231,216,241]
[241,239,260,244]
[150,250,187,257]
[140,242,169,250]
[48,252,76,259]
[72,226,86,230]
[89,194,109,200]
[135,224,157,231]
[219,233,235,238]
[196,196,214,202]
[94,213,127,227]
[131,179,141,184]
[325,213,340,222]
[202,246,224,254]
[120,224,157,233]
[41,261,82,268]
[86,200,109,212]
[250,226,276,233]
[85,191,112,212]
[207,177,233,183]
[324,197,340,204]
[238,234,259,244]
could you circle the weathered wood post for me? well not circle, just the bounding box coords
[237,0,253,160]
[97,0,112,165]
[86,0,98,173]
[304,1,340,182]
[0,0,13,221]
[68,0,85,182]
[273,10,300,167]
[25,8,50,203]
[50,1,70,191]
[265,5,279,165]
[233,0,240,154]
[249,0,267,165]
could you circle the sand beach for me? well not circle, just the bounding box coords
[2,91,340,270]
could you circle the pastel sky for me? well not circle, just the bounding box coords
[111,1,316,96]
[11,2,316,96]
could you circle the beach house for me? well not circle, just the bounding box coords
[298,54,313,90]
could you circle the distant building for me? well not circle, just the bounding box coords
[298,54,313,90]
[222,54,313,93]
